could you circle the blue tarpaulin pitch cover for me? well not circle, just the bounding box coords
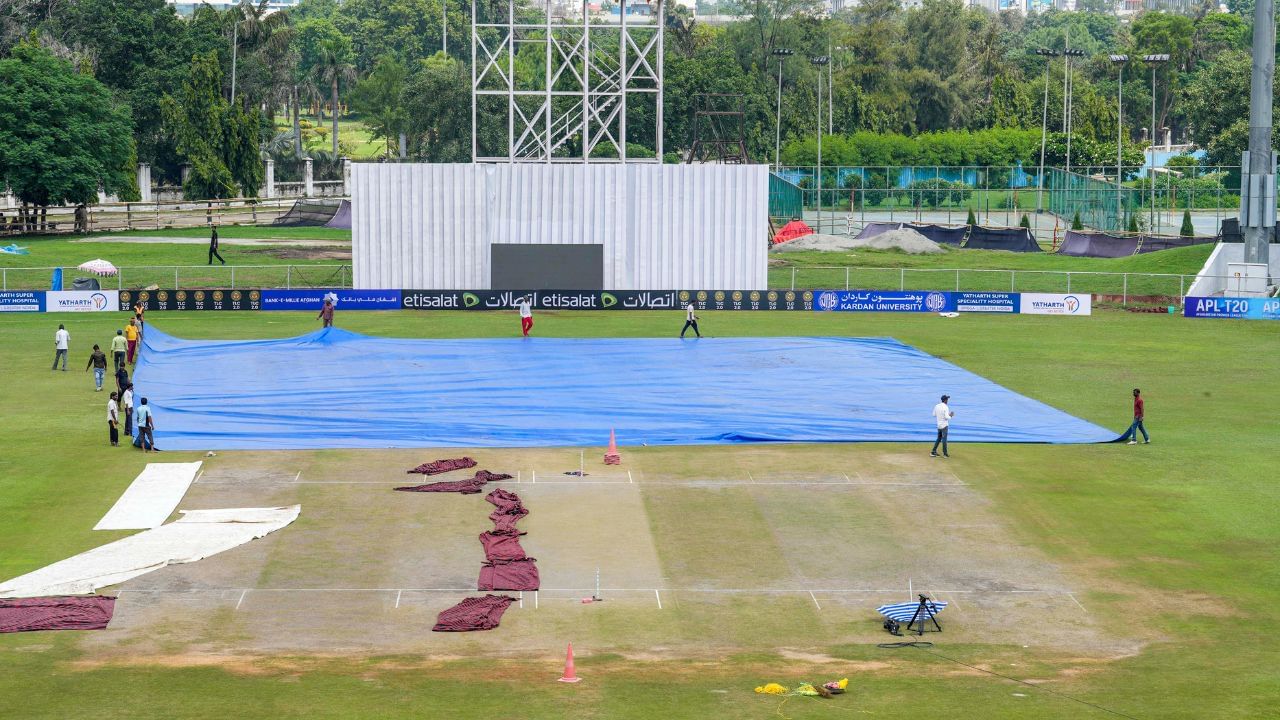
[134,327,1117,450]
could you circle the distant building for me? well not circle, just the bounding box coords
[167,0,300,15]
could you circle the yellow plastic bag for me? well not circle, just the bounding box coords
[754,683,788,695]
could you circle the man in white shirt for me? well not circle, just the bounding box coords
[52,324,69,371]
[517,295,533,337]
[108,392,120,446]
[680,302,701,338]
[121,384,134,438]
[931,394,954,458]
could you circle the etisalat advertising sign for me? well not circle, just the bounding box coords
[401,290,815,311]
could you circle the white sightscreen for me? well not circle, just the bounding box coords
[352,163,767,290]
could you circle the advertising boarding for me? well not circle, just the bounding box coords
[0,291,45,312]
[815,290,952,313]
[46,290,119,312]
[261,289,402,311]
[1184,296,1280,320]
[1018,293,1092,316]
[400,290,815,311]
[122,289,260,312]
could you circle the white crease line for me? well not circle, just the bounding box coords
[293,471,301,483]
[193,469,204,484]
[517,470,521,483]
[117,586,1071,596]
[534,591,538,609]
[809,590,821,610]
[1067,593,1087,613]
[628,470,633,484]
[909,578,913,597]
[519,591,524,609]
[531,470,536,484]
[235,590,248,610]
[843,473,852,484]
[655,589,663,609]
[395,590,402,609]
[746,471,755,484]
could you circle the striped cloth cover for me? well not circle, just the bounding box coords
[876,599,948,623]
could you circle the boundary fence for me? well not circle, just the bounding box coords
[1,264,353,291]
[0,197,346,236]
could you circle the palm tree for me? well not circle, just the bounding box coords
[228,0,291,106]
[310,38,358,155]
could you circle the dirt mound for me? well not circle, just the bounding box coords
[771,228,945,254]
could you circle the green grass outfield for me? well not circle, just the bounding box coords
[0,308,1276,718]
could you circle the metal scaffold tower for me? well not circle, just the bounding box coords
[472,0,664,162]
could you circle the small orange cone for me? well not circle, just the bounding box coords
[558,642,582,683]
[604,429,621,465]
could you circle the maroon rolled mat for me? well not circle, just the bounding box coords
[478,558,540,591]
[0,596,116,633]
[407,457,477,475]
[486,489,529,532]
[480,530,528,561]
[432,594,516,632]
[396,470,515,494]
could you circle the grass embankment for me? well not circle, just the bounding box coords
[0,310,1277,717]
[771,244,1214,296]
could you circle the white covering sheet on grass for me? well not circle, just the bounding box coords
[0,506,300,598]
[94,462,203,531]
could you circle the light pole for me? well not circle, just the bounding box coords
[827,43,834,136]
[442,0,447,54]
[1110,54,1128,231]
[811,55,830,232]
[1063,48,1085,175]
[772,48,794,170]
[1035,48,1059,214]
[1143,54,1169,234]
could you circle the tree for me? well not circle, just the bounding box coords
[1180,209,1194,237]
[402,52,470,161]
[966,207,977,225]
[350,55,407,157]
[161,51,262,198]
[1072,210,1083,230]
[1128,213,1140,233]
[1020,213,1031,229]
[310,36,357,154]
[0,42,137,227]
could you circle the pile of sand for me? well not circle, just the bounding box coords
[771,228,945,254]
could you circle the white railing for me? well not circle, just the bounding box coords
[1,264,353,291]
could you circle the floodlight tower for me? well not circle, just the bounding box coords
[472,0,665,162]
[1110,54,1128,230]
[1034,48,1059,214]
[1143,53,1169,233]
[1241,0,1275,266]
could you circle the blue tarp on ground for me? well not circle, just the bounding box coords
[134,327,1117,450]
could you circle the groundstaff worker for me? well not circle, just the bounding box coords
[680,302,701,338]
[931,394,954,458]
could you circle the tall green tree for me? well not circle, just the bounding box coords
[161,51,262,198]
[350,55,408,157]
[402,52,471,161]
[310,36,357,154]
[0,42,137,219]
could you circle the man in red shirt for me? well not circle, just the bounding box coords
[1120,388,1149,445]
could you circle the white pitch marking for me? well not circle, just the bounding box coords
[843,473,852,484]
[1067,593,1087,613]
[235,589,248,610]
[395,590,402,609]
[517,471,521,484]
[193,469,205,484]
[293,471,301,483]
[746,471,755,484]
[908,578,913,597]
[115,586,1070,596]
[534,591,539,609]
[531,471,536,484]
[809,590,821,610]
[655,589,663,609]
[628,470,633,484]
[519,591,524,609]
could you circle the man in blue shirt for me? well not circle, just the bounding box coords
[135,397,155,452]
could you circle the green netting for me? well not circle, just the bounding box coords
[769,172,804,220]
[1047,169,1140,232]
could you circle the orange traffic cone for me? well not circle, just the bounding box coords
[558,642,582,683]
[604,429,621,465]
